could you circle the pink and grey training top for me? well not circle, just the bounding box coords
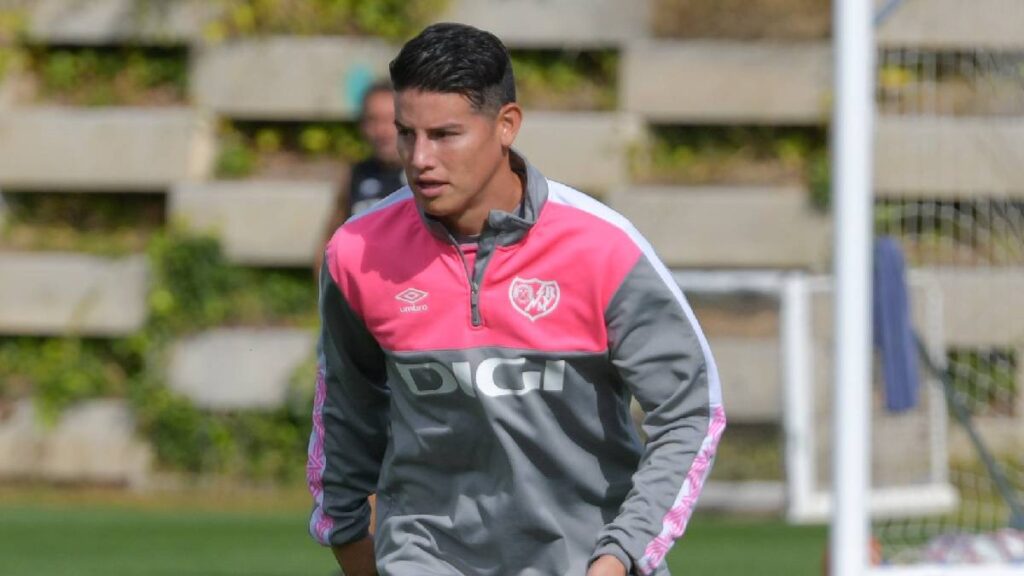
[307,152,726,575]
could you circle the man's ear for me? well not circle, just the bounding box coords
[496,102,522,149]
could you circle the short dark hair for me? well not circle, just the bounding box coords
[389,22,516,114]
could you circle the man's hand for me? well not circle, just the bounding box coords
[331,536,377,576]
[587,555,627,576]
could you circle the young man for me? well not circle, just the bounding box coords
[308,23,725,576]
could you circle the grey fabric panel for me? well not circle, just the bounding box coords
[374,348,647,576]
[313,259,390,547]
[593,254,714,573]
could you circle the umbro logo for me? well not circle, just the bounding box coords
[396,288,429,313]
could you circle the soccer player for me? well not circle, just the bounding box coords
[307,23,725,576]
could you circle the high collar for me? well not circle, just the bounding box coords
[416,150,548,247]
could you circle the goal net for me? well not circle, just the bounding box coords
[864,3,1024,568]
[872,40,1024,565]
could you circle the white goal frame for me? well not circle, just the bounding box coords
[785,274,957,526]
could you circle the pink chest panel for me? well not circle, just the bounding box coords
[331,201,640,354]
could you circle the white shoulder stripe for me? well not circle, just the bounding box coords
[545,181,722,406]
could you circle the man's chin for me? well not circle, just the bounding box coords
[415,194,455,217]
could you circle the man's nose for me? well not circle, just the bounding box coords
[410,136,434,170]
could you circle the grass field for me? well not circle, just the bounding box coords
[0,487,827,575]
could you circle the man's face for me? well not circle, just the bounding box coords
[394,89,509,220]
[361,89,400,166]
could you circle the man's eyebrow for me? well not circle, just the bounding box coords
[429,123,462,131]
[393,121,462,131]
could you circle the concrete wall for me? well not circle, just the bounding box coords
[876,0,1024,50]
[168,328,315,410]
[0,108,214,191]
[0,253,148,336]
[192,37,396,120]
[170,181,339,266]
[0,399,152,486]
[516,112,635,194]
[28,0,215,45]
[611,186,832,269]
[914,268,1024,348]
[622,41,831,124]
[875,116,1024,198]
[439,0,648,48]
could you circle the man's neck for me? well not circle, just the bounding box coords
[444,161,524,236]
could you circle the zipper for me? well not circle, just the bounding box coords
[449,236,484,327]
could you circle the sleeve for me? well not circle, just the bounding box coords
[590,250,727,575]
[307,251,389,547]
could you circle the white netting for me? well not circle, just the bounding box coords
[869,35,1024,567]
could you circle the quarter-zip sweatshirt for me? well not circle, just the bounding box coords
[307,152,726,575]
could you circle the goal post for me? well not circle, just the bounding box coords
[831,1,877,576]
[831,0,1024,574]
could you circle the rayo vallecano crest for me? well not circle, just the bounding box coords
[509,277,560,321]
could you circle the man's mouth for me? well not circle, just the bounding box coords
[415,179,447,197]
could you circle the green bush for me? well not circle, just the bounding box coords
[215,121,368,179]
[0,192,165,255]
[29,46,188,106]
[511,50,618,111]
[205,0,449,41]
[131,377,312,481]
[874,199,1024,266]
[0,8,27,81]
[947,349,1018,417]
[148,228,316,331]
[635,125,830,209]
[0,338,132,423]
[708,423,783,481]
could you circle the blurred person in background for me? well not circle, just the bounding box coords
[307,22,725,576]
[324,80,406,236]
[317,81,404,277]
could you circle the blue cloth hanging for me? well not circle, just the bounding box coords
[873,236,921,413]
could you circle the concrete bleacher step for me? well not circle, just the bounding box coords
[611,186,831,269]
[192,37,395,120]
[621,40,831,124]
[27,0,214,45]
[27,0,650,49]
[876,0,1024,50]
[911,268,1024,348]
[0,252,148,336]
[875,116,1024,198]
[438,0,647,48]
[516,111,636,195]
[0,107,214,191]
[170,181,339,267]
[706,336,782,423]
[168,328,315,410]
[0,399,152,487]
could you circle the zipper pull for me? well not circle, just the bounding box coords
[470,282,482,326]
